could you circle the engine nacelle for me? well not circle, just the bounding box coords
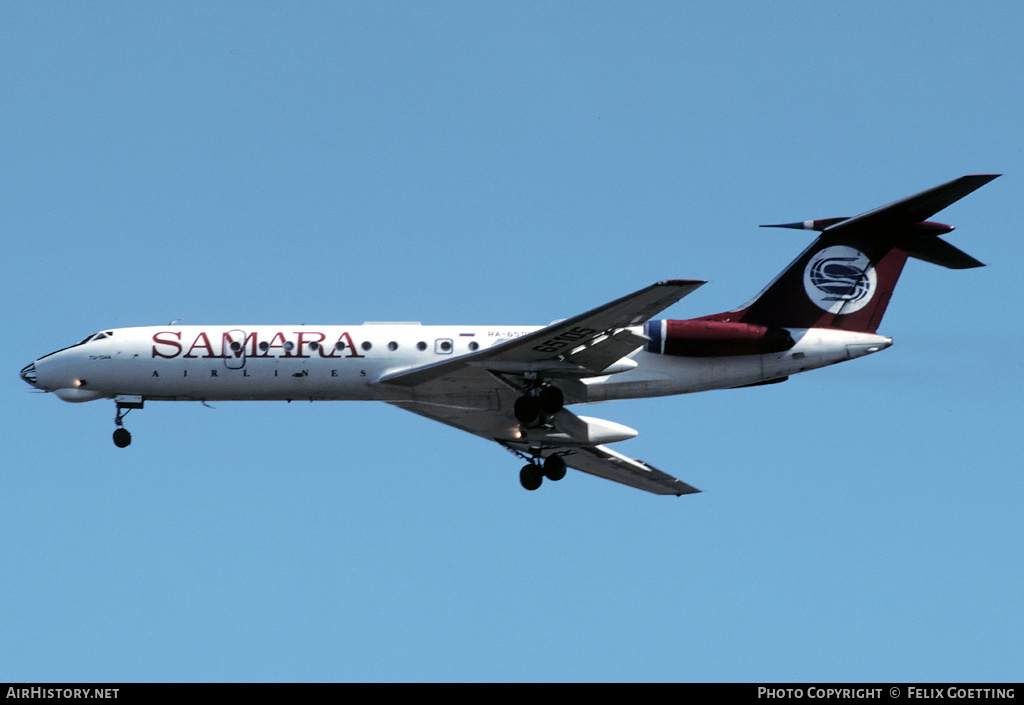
[644,319,795,357]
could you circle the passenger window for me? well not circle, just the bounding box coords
[435,339,453,354]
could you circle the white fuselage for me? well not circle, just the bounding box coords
[28,323,892,406]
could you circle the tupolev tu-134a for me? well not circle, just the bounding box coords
[20,175,998,495]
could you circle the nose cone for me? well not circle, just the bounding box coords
[20,362,38,387]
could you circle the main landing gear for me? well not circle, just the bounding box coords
[519,454,567,491]
[513,384,563,425]
[112,396,144,448]
[511,382,567,491]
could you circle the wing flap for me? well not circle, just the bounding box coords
[563,328,649,373]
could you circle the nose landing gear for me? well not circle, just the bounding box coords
[111,396,144,448]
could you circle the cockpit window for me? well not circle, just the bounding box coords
[75,331,114,345]
[40,331,112,361]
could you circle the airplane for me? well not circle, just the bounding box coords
[19,174,998,496]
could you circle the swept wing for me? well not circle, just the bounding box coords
[380,279,703,387]
[380,280,705,495]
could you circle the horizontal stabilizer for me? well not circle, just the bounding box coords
[823,174,1000,236]
[762,175,999,238]
[905,235,984,269]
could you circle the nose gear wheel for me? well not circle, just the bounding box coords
[113,427,131,448]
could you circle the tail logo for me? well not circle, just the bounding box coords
[803,245,877,314]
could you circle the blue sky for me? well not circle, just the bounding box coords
[2,2,1021,682]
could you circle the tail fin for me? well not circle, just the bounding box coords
[708,175,999,333]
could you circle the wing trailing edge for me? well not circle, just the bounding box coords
[509,443,700,496]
